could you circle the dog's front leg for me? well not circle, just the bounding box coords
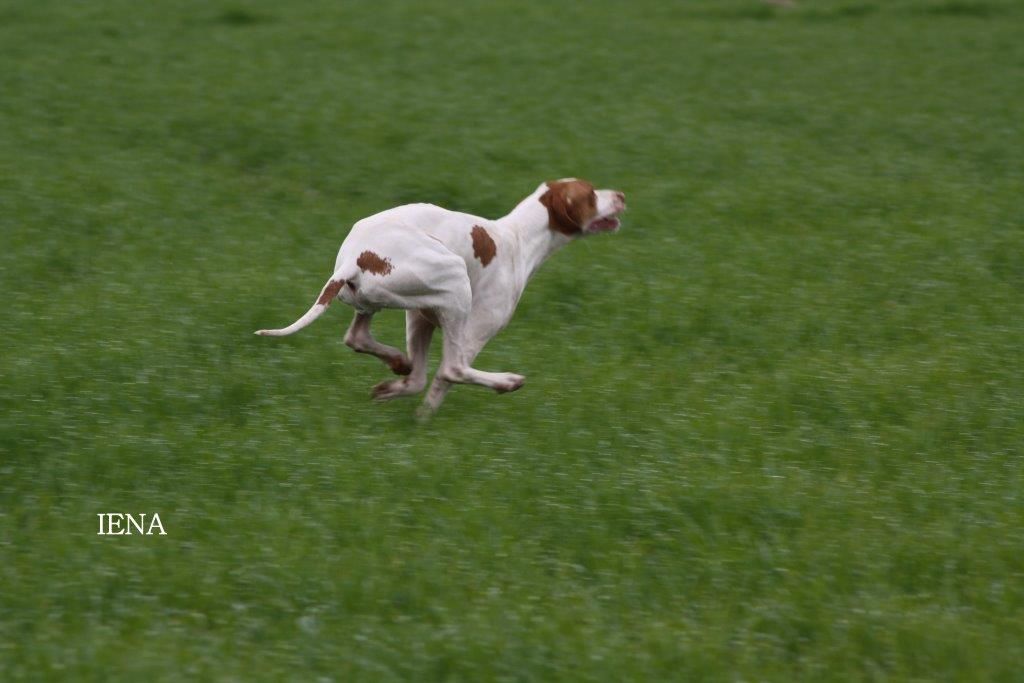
[417,374,453,420]
[373,310,435,401]
[416,306,523,419]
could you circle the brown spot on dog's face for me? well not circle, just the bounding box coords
[539,180,598,235]
[317,278,345,306]
[470,225,497,267]
[356,250,393,276]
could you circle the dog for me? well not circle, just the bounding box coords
[256,178,626,417]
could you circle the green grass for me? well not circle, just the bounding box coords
[2,0,1024,679]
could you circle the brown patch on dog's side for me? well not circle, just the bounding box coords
[317,279,345,305]
[539,180,598,235]
[471,225,497,267]
[357,250,393,276]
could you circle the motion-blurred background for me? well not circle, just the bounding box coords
[2,0,1022,679]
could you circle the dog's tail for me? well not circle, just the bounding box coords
[254,273,349,337]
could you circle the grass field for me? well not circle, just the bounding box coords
[3,0,1024,679]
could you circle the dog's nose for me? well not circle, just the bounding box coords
[614,191,626,209]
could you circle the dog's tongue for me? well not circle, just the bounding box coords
[588,217,620,232]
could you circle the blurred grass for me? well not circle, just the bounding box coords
[2,0,1023,680]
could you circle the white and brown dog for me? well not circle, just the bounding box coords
[256,179,626,416]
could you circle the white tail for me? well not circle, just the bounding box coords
[255,275,347,337]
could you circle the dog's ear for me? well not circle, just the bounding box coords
[540,180,595,235]
[540,184,577,235]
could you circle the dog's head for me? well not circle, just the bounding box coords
[538,179,626,236]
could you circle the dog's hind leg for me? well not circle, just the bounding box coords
[343,312,412,376]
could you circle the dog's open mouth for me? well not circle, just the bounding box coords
[587,216,621,233]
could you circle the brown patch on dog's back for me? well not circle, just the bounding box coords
[317,279,345,305]
[471,225,497,267]
[357,250,393,276]
[539,180,598,235]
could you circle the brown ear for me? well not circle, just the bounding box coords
[540,180,596,235]
[540,184,580,235]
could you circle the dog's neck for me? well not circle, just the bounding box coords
[496,189,573,286]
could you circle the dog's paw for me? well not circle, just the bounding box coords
[372,378,420,401]
[494,373,525,394]
[387,355,413,376]
[414,404,435,422]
